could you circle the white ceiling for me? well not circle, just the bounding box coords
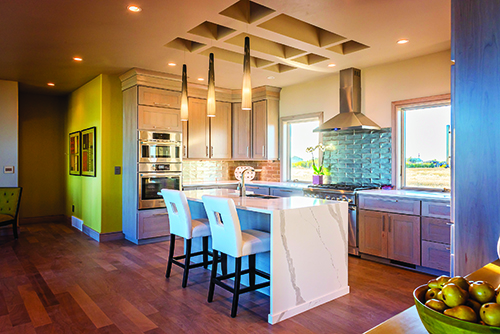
[0,0,450,94]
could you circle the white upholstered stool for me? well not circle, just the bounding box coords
[161,189,216,288]
[202,195,271,318]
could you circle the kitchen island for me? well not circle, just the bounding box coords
[183,189,349,324]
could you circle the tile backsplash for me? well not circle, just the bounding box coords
[322,128,392,185]
[183,160,280,183]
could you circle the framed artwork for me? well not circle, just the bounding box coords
[81,127,96,177]
[69,131,81,175]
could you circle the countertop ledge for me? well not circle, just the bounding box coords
[183,181,309,189]
[358,189,450,202]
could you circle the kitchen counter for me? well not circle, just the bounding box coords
[358,189,450,202]
[183,188,349,324]
[182,180,309,190]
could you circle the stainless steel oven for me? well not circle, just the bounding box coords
[138,163,182,209]
[138,131,182,163]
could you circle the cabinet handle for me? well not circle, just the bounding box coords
[388,216,392,232]
[211,146,214,156]
[446,222,454,226]
[206,146,209,157]
[246,147,249,157]
[183,145,186,157]
[262,145,265,157]
[385,199,398,203]
[446,204,451,207]
[152,212,169,217]
[154,102,170,107]
[445,247,451,251]
[382,216,385,232]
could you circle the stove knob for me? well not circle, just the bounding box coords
[314,194,319,198]
[336,197,341,201]
[348,199,353,203]
[325,195,330,200]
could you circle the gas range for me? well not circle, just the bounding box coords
[303,184,380,203]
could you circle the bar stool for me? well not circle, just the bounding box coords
[202,195,270,318]
[160,189,225,288]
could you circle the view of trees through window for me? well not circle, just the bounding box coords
[403,105,451,189]
[289,120,320,182]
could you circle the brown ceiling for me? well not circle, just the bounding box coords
[0,0,451,95]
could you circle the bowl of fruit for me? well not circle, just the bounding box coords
[414,275,500,333]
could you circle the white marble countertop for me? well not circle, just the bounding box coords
[183,180,309,189]
[183,188,341,214]
[357,189,451,202]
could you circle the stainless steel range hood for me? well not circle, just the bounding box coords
[314,68,381,132]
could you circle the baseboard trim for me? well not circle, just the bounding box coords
[81,225,124,242]
[124,235,171,245]
[20,214,66,225]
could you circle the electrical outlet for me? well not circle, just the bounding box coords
[72,205,75,213]
[114,166,121,175]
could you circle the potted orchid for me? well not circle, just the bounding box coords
[306,143,326,185]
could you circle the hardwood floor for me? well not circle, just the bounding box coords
[0,223,433,333]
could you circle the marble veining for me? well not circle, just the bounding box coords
[328,204,349,269]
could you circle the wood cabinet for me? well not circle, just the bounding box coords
[252,100,267,159]
[422,241,451,272]
[138,209,170,239]
[138,86,181,109]
[359,210,420,265]
[270,187,303,197]
[246,185,270,195]
[138,106,182,131]
[187,99,232,159]
[182,121,188,158]
[359,196,420,215]
[232,103,252,159]
[422,201,451,219]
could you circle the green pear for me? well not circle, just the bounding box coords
[444,305,478,322]
[425,288,441,301]
[469,281,495,304]
[428,279,440,289]
[437,290,445,301]
[436,275,451,288]
[448,276,470,291]
[466,299,482,315]
[480,303,500,326]
[495,286,500,304]
[425,299,447,313]
[441,283,468,308]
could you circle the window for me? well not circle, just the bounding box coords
[281,113,323,182]
[392,95,451,190]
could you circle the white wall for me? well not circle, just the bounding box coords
[0,80,19,187]
[280,50,451,127]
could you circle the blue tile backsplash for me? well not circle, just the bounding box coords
[322,128,392,185]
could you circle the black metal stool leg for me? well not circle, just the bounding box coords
[221,253,228,276]
[231,257,242,318]
[202,236,209,269]
[208,250,219,302]
[182,239,192,288]
[249,254,256,288]
[166,234,176,278]
[12,221,18,239]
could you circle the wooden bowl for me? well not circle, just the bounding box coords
[414,285,500,334]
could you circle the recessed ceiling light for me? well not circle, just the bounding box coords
[267,76,275,80]
[328,63,336,67]
[197,77,204,81]
[127,5,142,12]
[47,83,55,86]
[397,39,409,44]
[168,62,176,66]
[73,57,83,62]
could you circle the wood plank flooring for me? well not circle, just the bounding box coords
[0,223,433,333]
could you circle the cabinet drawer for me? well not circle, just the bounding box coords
[422,217,451,244]
[421,240,450,272]
[138,106,182,131]
[138,209,169,239]
[422,201,451,219]
[270,188,303,197]
[359,196,420,215]
[138,86,181,109]
[246,185,270,195]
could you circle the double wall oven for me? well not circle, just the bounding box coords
[138,131,182,209]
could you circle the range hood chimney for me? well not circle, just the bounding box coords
[314,68,380,132]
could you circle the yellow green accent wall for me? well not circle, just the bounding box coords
[65,74,122,234]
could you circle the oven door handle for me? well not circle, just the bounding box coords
[140,140,180,146]
[139,173,182,178]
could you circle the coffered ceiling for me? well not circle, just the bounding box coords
[0,0,450,94]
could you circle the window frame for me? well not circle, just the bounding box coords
[391,94,451,191]
[280,112,323,183]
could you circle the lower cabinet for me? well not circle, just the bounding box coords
[270,187,303,197]
[422,240,451,272]
[246,185,270,195]
[359,210,420,265]
[138,209,170,239]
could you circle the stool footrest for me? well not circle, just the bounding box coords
[255,269,270,280]
[240,282,270,294]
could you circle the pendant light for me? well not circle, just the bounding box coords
[207,53,216,117]
[241,36,252,110]
[180,64,189,121]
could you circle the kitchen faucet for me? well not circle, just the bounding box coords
[239,168,261,197]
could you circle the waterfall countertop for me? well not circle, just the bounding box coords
[182,188,339,214]
[182,181,309,190]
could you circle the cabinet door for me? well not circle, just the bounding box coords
[182,121,188,158]
[422,217,451,244]
[138,106,182,131]
[246,185,270,195]
[359,210,387,258]
[270,188,303,197]
[138,209,169,239]
[232,103,251,159]
[187,98,209,159]
[210,102,232,159]
[138,86,181,109]
[387,214,420,265]
[422,240,450,272]
[252,100,267,159]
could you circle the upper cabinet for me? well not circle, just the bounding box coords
[138,86,181,109]
[138,106,181,131]
[232,102,252,159]
[210,102,232,159]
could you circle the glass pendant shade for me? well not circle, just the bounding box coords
[242,36,252,110]
[207,53,216,117]
[180,64,189,121]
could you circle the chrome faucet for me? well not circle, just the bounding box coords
[238,168,261,197]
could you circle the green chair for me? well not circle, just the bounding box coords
[0,187,22,239]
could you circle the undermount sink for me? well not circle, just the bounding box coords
[245,194,279,199]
